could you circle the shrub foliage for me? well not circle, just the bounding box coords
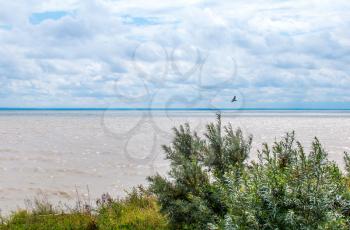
[148,114,350,229]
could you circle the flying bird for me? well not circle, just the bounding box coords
[231,96,237,102]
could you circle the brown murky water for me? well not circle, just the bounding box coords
[0,110,349,213]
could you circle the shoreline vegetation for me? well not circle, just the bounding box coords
[1,114,350,229]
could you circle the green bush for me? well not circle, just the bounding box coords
[148,114,252,229]
[219,132,350,229]
[149,114,350,229]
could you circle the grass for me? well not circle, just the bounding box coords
[0,211,96,230]
[96,188,168,229]
[0,188,168,230]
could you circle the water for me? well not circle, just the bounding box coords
[0,110,350,213]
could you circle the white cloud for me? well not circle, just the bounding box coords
[0,0,349,108]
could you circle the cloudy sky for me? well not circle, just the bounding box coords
[0,0,349,109]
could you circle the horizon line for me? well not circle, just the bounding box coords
[1,107,350,111]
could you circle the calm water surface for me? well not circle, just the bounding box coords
[0,110,349,213]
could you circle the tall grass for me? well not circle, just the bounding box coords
[0,188,168,230]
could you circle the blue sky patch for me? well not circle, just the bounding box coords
[122,15,160,26]
[29,11,70,25]
[0,24,12,30]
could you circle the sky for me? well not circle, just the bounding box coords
[0,0,349,109]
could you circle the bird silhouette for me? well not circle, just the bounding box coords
[231,96,237,102]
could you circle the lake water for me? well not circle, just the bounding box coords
[0,110,350,213]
